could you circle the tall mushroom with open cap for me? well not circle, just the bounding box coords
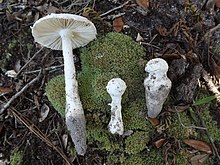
[31,13,97,155]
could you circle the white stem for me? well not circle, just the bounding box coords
[107,78,126,135]
[60,29,86,155]
[108,96,124,135]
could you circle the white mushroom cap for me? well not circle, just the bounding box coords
[145,58,169,74]
[31,13,97,50]
[106,78,127,97]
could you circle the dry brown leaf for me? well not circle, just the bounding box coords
[136,0,150,10]
[0,124,4,136]
[147,117,160,126]
[183,139,212,154]
[154,138,166,148]
[113,17,124,32]
[190,154,210,165]
[0,86,13,94]
[216,0,220,8]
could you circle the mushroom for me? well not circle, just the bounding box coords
[31,13,97,155]
[144,58,172,118]
[106,78,127,135]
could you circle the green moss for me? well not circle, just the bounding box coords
[194,89,220,141]
[87,127,120,152]
[125,131,150,154]
[175,150,190,165]
[45,75,65,117]
[45,33,154,164]
[201,109,220,141]
[142,149,164,165]
[78,71,122,111]
[123,98,150,131]
[122,154,144,165]
[10,150,23,165]
[106,152,125,164]
[79,32,146,111]
[67,146,77,158]
[166,111,197,139]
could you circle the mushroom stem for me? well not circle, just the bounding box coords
[108,96,123,135]
[144,58,172,118]
[60,29,87,155]
[106,78,127,135]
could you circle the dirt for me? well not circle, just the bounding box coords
[0,0,220,165]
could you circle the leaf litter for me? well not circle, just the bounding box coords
[1,0,220,164]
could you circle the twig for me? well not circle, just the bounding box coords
[202,24,220,43]
[193,107,220,161]
[202,69,220,103]
[24,64,64,74]
[0,71,42,114]
[100,1,130,17]
[16,47,45,77]
[174,106,207,130]
[9,107,72,165]
[140,42,161,50]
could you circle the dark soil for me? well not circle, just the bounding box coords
[1,0,220,164]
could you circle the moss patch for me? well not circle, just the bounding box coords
[10,150,23,165]
[78,32,146,111]
[45,75,66,118]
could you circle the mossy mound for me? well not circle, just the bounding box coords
[45,32,220,164]
[78,32,146,111]
[45,32,154,164]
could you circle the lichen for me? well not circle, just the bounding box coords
[10,150,23,165]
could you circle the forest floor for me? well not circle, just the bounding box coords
[1,0,220,165]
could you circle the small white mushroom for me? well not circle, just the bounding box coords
[144,58,172,118]
[31,13,97,155]
[106,78,127,135]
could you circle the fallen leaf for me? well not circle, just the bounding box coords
[0,86,13,94]
[39,104,50,122]
[216,0,220,8]
[183,139,212,154]
[136,0,149,10]
[147,117,160,126]
[46,6,60,14]
[113,17,124,32]
[190,154,210,165]
[154,138,166,148]
[0,124,4,136]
